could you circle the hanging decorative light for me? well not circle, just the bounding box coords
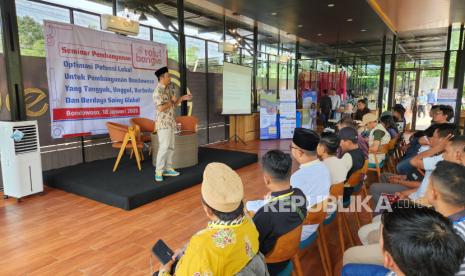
[139,12,148,21]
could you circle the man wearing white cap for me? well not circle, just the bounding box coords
[361,113,390,167]
[157,162,268,276]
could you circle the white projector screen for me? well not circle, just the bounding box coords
[222,62,252,114]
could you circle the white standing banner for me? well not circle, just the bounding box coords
[438,88,458,115]
[279,89,297,139]
[44,20,167,138]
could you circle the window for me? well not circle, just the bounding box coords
[0,4,10,121]
[135,25,150,40]
[153,29,178,61]
[186,37,207,144]
[16,0,70,57]
[41,0,112,14]
[208,41,226,142]
[73,11,100,29]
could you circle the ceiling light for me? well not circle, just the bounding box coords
[298,24,303,28]
[361,29,367,32]
[139,12,148,21]
[328,3,335,7]
[272,12,278,16]
[347,18,353,22]
[317,33,323,36]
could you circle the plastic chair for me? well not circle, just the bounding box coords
[266,224,304,276]
[175,116,198,133]
[106,122,143,172]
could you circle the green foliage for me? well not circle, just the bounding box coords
[18,16,45,57]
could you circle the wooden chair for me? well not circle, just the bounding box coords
[386,138,397,172]
[325,183,354,256]
[176,116,198,133]
[367,143,390,182]
[106,122,143,172]
[342,160,369,241]
[300,201,332,276]
[266,224,304,276]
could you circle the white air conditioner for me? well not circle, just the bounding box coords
[101,14,140,36]
[219,42,236,54]
[0,121,43,200]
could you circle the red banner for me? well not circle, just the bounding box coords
[53,106,140,121]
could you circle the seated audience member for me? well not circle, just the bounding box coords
[435,104,455,123]
[342,134,465,266]
[289,128,331,240]
[342,202,465,276]
[336,117,368,159]
[380,114,398,139]
[396,123,442,176]
[392,104,406,133]
[396,105,453,175]
[360,113,390,168]
[157,163,268,276]
[338,127,367,202]
[317,132,350,185]
[370,123,459,210]
[252,150,307,275]
[341,103,354,119]
[354,99,371,121]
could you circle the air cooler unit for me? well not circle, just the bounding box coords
[0,121,43,200]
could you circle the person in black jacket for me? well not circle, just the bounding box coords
[251,150,307,276]
[354,99,371,121]
[320,90,332,128]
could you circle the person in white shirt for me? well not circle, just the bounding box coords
[329,89,341,120]
[342,134,464,267]
[317,132,350,185]
[246,128,331,241]
[289,128,332,241]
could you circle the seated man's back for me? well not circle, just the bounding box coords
[251,150,307,275]
[254,187,307,275]
[176,216,262,275]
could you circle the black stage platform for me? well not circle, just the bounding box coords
[44,147,258,210]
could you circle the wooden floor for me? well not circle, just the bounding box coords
[0,140,370,276]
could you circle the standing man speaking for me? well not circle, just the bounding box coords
[153,67,192,182]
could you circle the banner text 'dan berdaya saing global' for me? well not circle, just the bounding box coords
[44,20,167,138]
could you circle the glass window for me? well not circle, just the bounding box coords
[41,0,112,14]
[135,25,150,40]
[268,55,278,90]
[288,59,295,90]
[73,11,100,29]
[0,4,10,121]
[186,37,207,144]
[208,41,226,142]
[186,36,205,72]
[153,29,178,62]
[256,53,267,91]
[279,60,288,90]
[16,0,70,57]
